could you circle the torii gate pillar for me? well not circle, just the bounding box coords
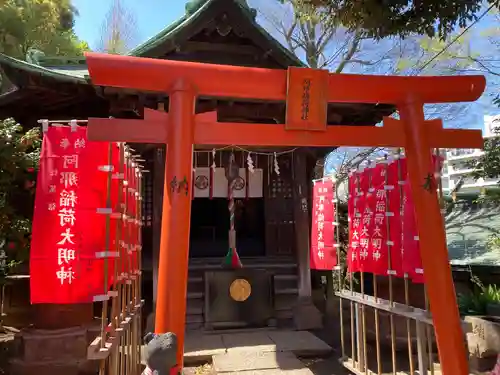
[399,102,467,371]
[154,80,195,367]
[399,101,468,365]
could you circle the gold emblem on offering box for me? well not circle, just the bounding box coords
[229,278,251,302]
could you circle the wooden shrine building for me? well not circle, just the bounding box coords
[0,0,393,331]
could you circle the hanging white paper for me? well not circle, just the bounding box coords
[193,167,263,198]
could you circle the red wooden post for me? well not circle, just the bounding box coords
[398,102,470,375]
[154,80,195,367]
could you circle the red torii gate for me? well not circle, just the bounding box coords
[85,51,485,375]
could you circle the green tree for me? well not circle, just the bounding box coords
[283,0,499,40]
[0,0,89,60]
[471,135,500,183]
[260,1,475,180]
[416,10,500,105]
[0,118,41,278]
[466,124,500,206]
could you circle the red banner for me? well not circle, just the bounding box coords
[30,126,114,304]
[367,163,392,275]
[347,155,444,283]
[347,172,359,272]
[310,178,338,270]
[397,157,424,283]
[348,163,401,276]
[355,167,374,273]
[386,159,404,277]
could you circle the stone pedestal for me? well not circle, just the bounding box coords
[31,303,94,329]
[10,323,101,375]
[466,316,500,357]
[8,303,100,375]
[466,316,500,373]
[293,296,323,330]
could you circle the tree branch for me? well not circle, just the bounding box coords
[343,58,385,66]
[335,29,362,73]
[470,56,500,76]
[282,17,299,53]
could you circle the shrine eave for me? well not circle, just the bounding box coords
[0,54,109,120]
[0,53,91,108]
[0,53,87,85]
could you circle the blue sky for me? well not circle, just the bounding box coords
[71,0,498,132]
[72,0,189,50]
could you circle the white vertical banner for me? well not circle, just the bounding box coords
[194,167,263,198]
[193,167,210,198]
[247,169,263,198]
[213,168,228,198]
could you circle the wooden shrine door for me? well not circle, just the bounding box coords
[265,154,295,256]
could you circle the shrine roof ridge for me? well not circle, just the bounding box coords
[128,0,303,66]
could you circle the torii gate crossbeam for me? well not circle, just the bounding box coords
[85,51,485,375]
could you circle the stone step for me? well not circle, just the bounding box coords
[213,351,307,373]
[187,292,203,299]
[188,276,203,283]
[188,269,297,279]
[188,263,297,270]
[187,279,205,294]
[183,330,331,367]
[186,321,203,331]
[187,274,297,289]
[275,294,297,311]
[275,309,293,319]
[186,314,204,324]
[187,298,204,315]
[189,257,296,265]
[275,288,298,295]
[188,260,298,278]
[273,274,298,290]
[188,274,297,282]
[275,274,297,280]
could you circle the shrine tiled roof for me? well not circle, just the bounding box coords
[0,53,87,84]
[129,0,304,67]
[0,0,304,90]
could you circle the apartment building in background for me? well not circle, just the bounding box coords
[442,114,500,196]
[440,114,500,266]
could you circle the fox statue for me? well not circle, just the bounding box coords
[142,332,179,375]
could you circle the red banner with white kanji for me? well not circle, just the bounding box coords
[398,157,424,283]
[30,126,114,304]
[310,178,338,270]
[346,155,443,283]
[347,173,358,272]
[348,163,401,276]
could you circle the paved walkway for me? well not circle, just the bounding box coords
[184,330,332,374]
